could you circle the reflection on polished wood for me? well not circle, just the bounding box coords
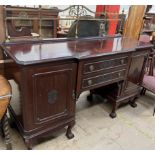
[0,36,153,149]
[2,36,144,64]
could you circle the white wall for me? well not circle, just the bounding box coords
[149,5,155,13]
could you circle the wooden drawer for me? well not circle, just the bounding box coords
[83,56,128,74]
[82,69,126,89]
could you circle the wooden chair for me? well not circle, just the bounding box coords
[140,47,155,115]
[139,32,155,115]
[0,75,12,149]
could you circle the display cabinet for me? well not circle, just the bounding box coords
[4,5,59,39]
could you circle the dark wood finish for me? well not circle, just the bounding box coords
[7,20,32,38]
[92,50,149,118]
[77,53,129,94]
[0,36,153,148]
[0,63,4,75]
[7,61,77,149]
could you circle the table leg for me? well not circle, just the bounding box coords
[109,102,117,118]
[2,113,12,150]
[66,121,75,139]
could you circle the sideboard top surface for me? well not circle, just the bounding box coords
[1,36,153,65]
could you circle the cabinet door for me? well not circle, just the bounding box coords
[22,63,77,129]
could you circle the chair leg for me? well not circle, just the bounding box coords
[2,113,12,150]
[153,106,155,116]
[0,122,3,137]
[140,88,146,95]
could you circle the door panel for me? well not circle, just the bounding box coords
[22,62,77,129]
[125,51,148,93]
[33,69,74,124]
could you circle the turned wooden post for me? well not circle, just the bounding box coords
[0,75,12,150]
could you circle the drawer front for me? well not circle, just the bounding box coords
[83,56,128,74]
[82,69,126,89]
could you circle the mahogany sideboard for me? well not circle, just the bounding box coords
[0,36,153,149]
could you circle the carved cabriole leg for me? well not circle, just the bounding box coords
[66,121,75,139]
[129,97,138,108]
[140,88,146,95]
[25,139,34,150]
[109,102,117,119]
[143,89,146,95]
[87,90,93,102]
[153,106,155,116]
[2,113,12,150]
[109,81,124,119]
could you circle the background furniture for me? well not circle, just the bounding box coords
[0,75,12,150]
[123,5,146,40]
[4,5,59,39]
[140,33,155,115]
[0,5,59,77]
[0,6,5,75]
[144,12,155,31]
[67,16,101,38]
[140,50,155,115]
[1,36,152,149]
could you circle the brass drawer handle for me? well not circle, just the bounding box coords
[88,80,92,86]
[118,72,121,77]
[121,59,125,64]
[89,65,95,72]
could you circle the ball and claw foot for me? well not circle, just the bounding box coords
[129,100,137,108]
[27,147,32,150]
[66,126,74,139]
[109,112,117,119]
[25,139,33,150]
[25,143,33,150]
